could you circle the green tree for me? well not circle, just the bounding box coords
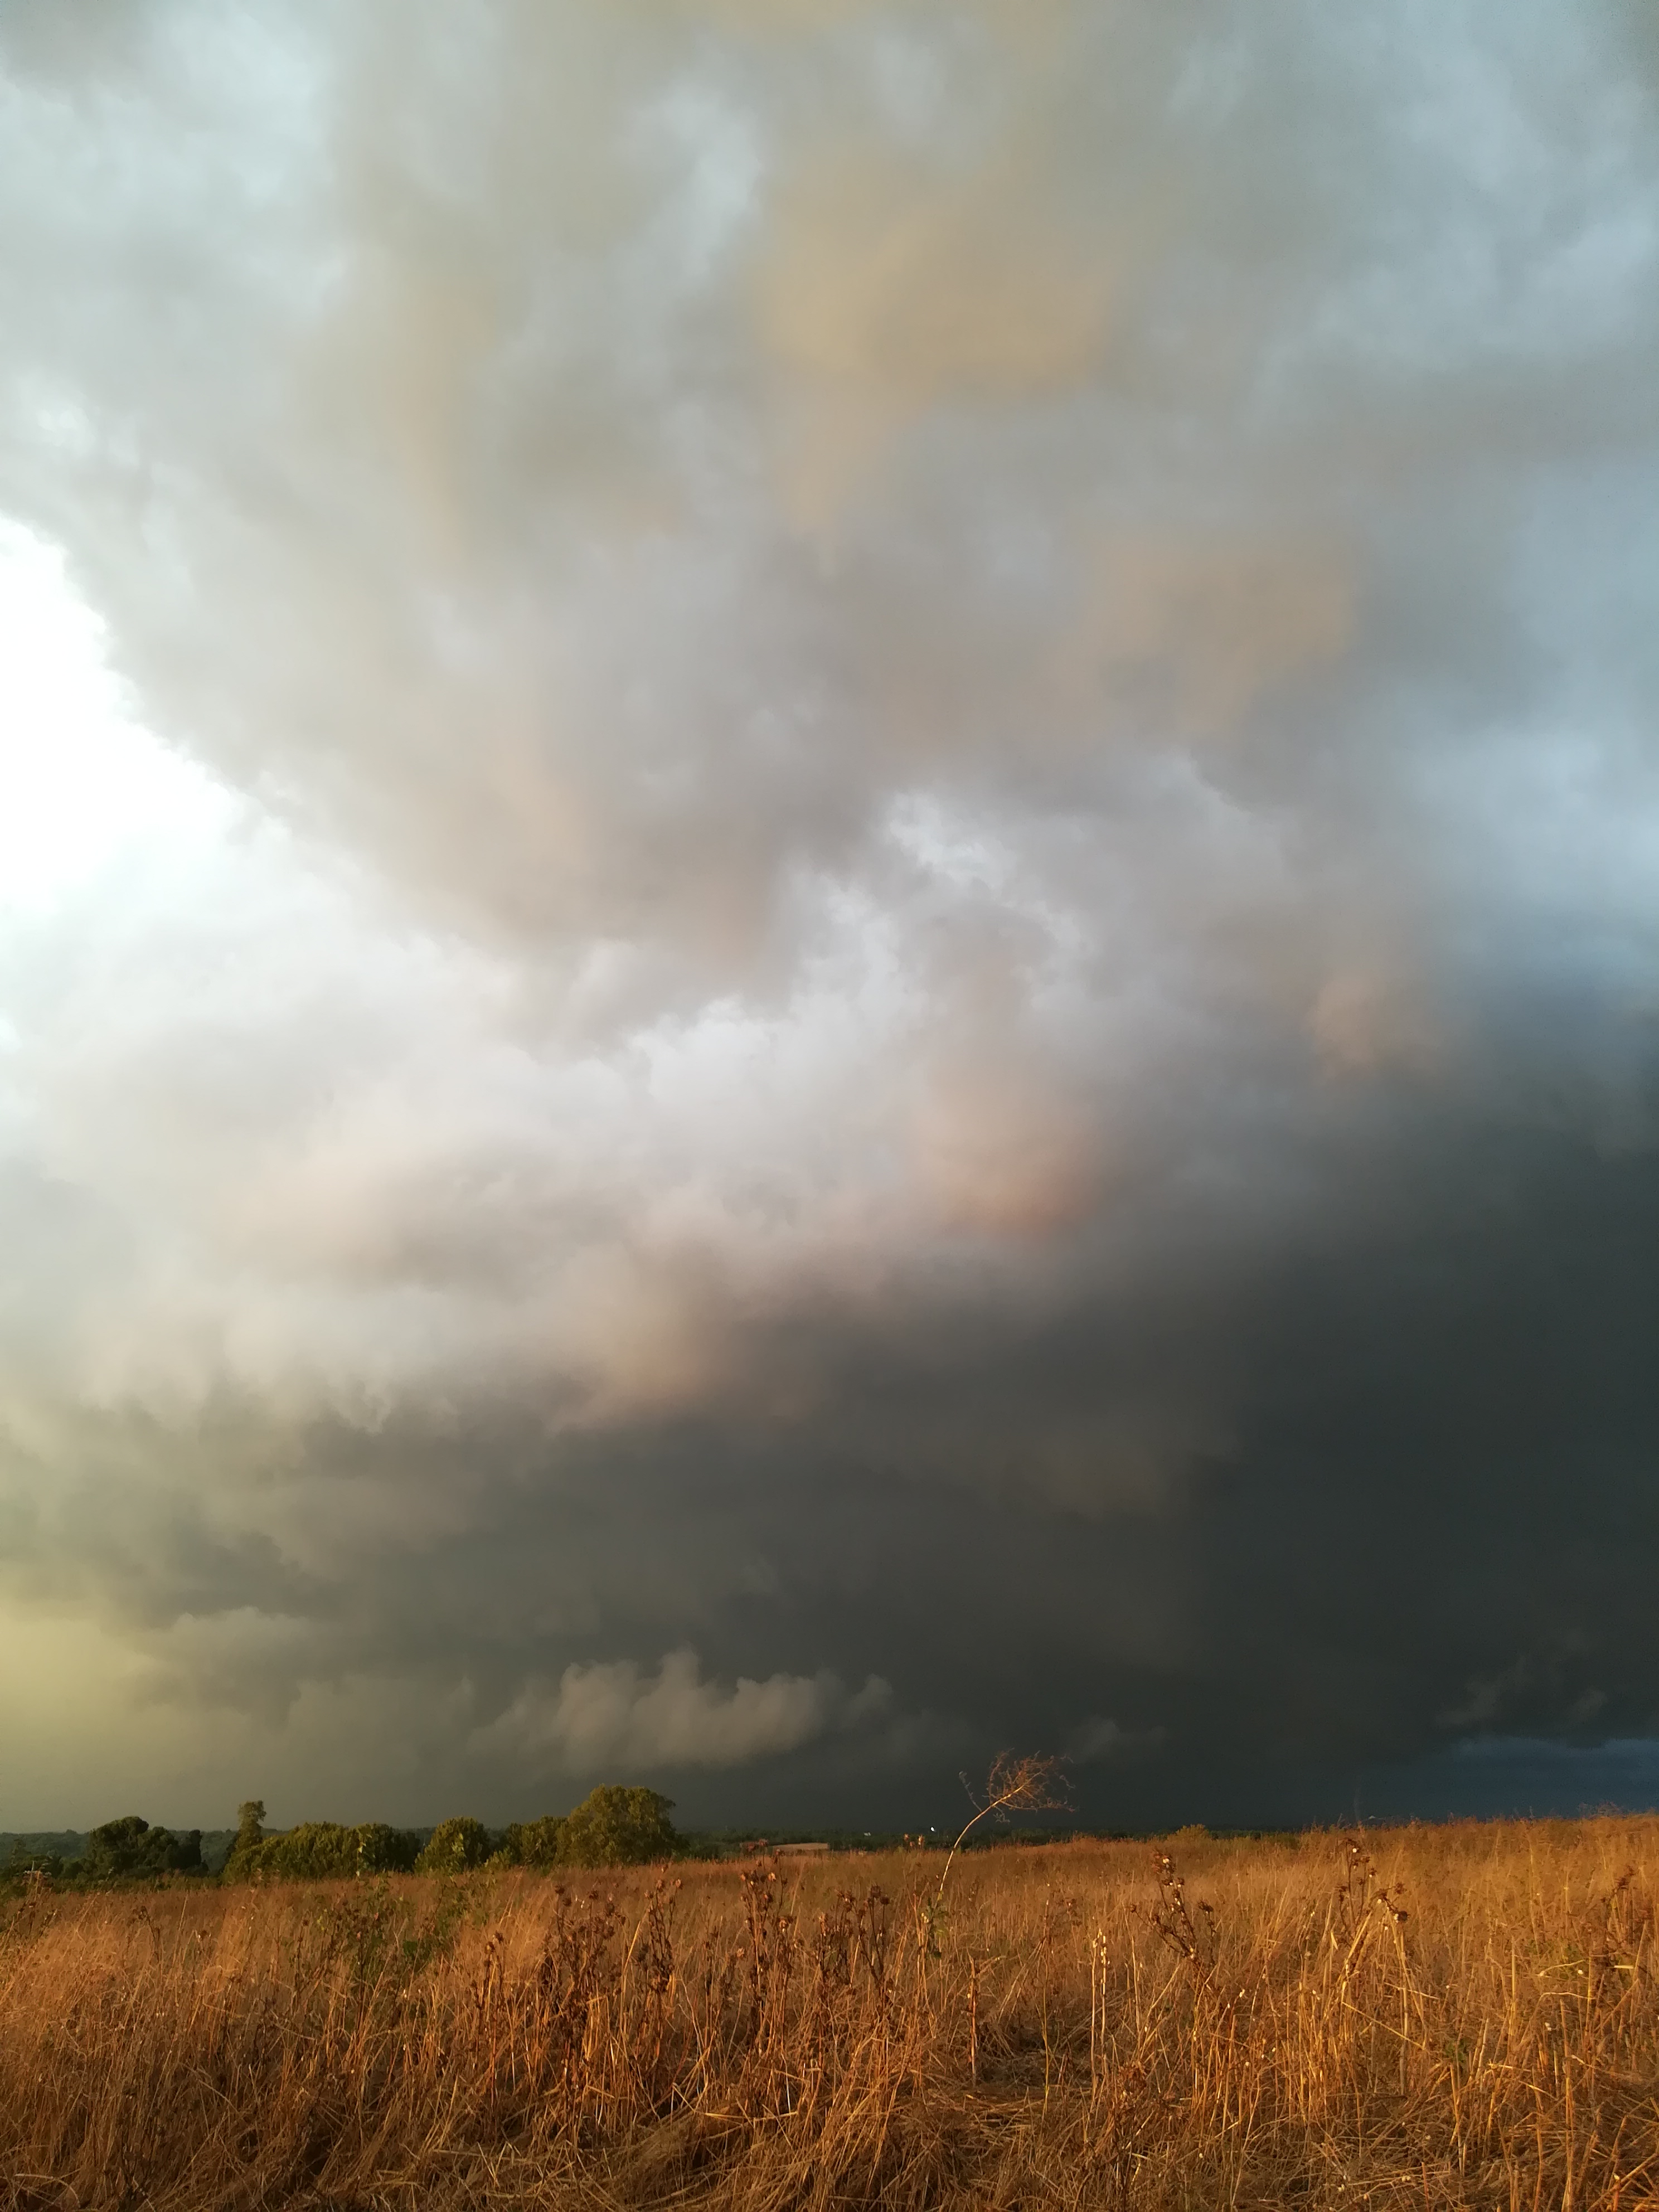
[497,1815,565,1869]
[351,1821,421,1875]
[222,1799,268,1878]
[415,1815,491,1873]
[222,1809,422,1883]
[556,1786,677,1867]
[4,1844,64,1880]
[250,1820,420,1880]
[257,1821,344,1880]
[77,1816,202,1881]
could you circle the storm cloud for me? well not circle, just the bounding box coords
[1,0,1657,1830]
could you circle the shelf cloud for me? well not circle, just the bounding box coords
[473,1650,892,1776]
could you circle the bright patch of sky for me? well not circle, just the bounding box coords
[0,520,234,914]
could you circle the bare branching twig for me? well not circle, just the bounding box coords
[933,1752,1070,1909]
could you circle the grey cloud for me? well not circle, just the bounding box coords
[473,1648,891,1774]
[1,0,1657,1828]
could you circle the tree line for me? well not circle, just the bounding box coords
[3,1785,678,1887]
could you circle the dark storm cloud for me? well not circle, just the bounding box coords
[0,0,1657,1826]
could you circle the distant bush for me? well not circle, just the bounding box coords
[206,1788,678,1885]
[245,1821,421,1881]
[77,1816,202,1882]
[351,1822,423,1874]
[415,1816,492,1874]
[496,1815,565,1870]
[223,1800,268,1879]
[217,1800,421,1884]
[557,1786,676,1867]
[3,1844,66,1882]
[477,1790,677,1871]
[3,1817,205,1887]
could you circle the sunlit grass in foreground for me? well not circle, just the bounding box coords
[3,1818,1657,2208]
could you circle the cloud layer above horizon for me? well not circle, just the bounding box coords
[2,0,1657,1829]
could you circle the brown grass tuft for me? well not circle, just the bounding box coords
[4,1818,1659,2207]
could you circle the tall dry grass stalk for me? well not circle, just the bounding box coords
[3,1817,1658,2209]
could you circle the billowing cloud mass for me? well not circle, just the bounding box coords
[474,1650,890,1773]
[0,0,1657,1830]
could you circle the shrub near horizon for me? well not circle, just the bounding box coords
[223,1798,268,1878]
[494,1787,680,1870]
[253,1822,423,1881]
[556,1786,677,1867]
[3,1815,203,1885]
[415,1816,493,1874]
[197,1784,679,1883]
[83,1815,203,1880]
[497,1813,566,1870]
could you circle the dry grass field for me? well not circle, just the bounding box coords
[3,1817,1658,2210]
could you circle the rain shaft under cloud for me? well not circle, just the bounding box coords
[1,0,1657,1830]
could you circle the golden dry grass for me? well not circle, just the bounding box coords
[3,1817,1659,2209]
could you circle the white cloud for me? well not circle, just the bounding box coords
[474,1648,891,1773]
[0,521,232,913]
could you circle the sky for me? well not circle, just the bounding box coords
[1,0,1657,1835]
